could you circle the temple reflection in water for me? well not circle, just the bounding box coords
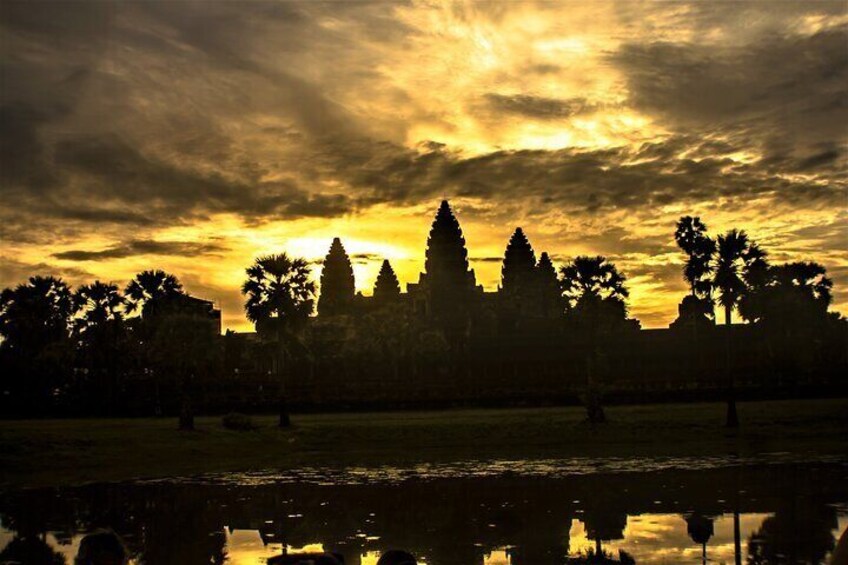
[1,463,846,564]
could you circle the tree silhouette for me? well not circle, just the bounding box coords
[748,500,838,564]
[0,276,73,414]
[151,312,221,430]
[124,270,184,415]
[536,252,563,318]
[714,230,750,326]
[560,256,628,307]
[686,513,714,565]
[424,200,477,320]
[0,535,65,565]
[742,260,834,383]
[501,227,537,314]
[125,270,184,317]
[741,260,832,326]
[374,259,401,304]
[560,256,630,423]
[242,253,315,427]
[318,237,355,317]
[714,230,757,428]
[675,216,716,322]
[72,281,127,414]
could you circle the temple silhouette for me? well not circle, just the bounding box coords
[217,200,846,413]
[1,200,845,418]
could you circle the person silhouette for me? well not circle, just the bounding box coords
[377,550,417,565]
[75,530,128,565]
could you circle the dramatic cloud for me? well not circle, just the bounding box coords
[1,0,846,329]
[483,94,601,120]
[53,239,229,261]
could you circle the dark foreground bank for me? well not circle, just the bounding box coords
[2,398,847,489]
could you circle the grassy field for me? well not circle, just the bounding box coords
[2,398,847,488]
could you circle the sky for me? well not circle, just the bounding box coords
[1,0,846,331]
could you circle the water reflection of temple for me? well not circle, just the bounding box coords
[1,465,846,565]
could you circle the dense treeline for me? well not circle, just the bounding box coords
[0,271,219,426]
[1,208,845,425]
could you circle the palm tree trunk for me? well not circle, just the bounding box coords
[725,306,739,428]
[275,348,291,428]
[277,335,291,428]
[733,508,741,565]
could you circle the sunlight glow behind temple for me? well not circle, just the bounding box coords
[1,0,845,333]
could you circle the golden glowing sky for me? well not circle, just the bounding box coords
[1,1,846,331]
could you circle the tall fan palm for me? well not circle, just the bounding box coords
[675,216,716,301]
[74,281,125,330]
[714,230,752,429]
[714,230,750,326]
[73,282,126,413]
[560,255,628,306]
[0,276,73,413]
[124,270,183,316]
[242,253,315,427]
[560,256,630,424]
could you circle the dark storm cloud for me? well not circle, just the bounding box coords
[483,94,599,119]
[610,25,848,166]
[350,253,383,263]
[0,257,93,288]
[53,239,230,261]
[318,135,846,215]
[8,132,354,225]
[1,0,845,257]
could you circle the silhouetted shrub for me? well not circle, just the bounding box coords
[222,412,257,431]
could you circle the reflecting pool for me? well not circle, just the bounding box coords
[1,460,846,564]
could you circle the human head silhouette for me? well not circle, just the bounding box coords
[377,549,417,565]
[75,530,128,565]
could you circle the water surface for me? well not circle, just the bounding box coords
[1,458,846,564]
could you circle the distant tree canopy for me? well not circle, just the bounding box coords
[373,259,401,304]
[125,269,184,317]
[740,261,833,327]
[243,253,315,335]
[73,281,125,332]
[1,204,845,419]
[673,215,835,330]
[242,252,315,427]
[559,255,629,316]
[318,237,355,317]
[0,275,73,355]
[675,216,716,321]
[714,229,753,326]
[0,269,225,418]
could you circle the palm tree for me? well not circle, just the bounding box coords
[0,276,73,414]
[675,216,716,300]
[560,256,628,305]
[559,256,630,423]
[714,230,750,326]
[74,281,125,330]
[125,270,184,316]
[124,270,184,415]
[242,253,315,427]
[73,281,127,413]
[714,230,751,428]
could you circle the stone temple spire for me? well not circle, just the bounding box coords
[423,200,476,317]
[501,227,537,296]
[318,237,355,316]
[373,259,401,304]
